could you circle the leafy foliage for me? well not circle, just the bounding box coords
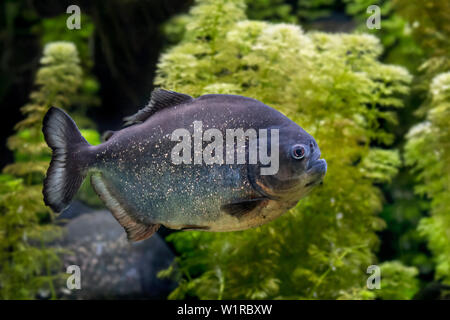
[376,261,419,299]
[394,0,450,80]
[0,174,64,299]
[0,42,85,299]
[36,14,100,129]
[156,0,412,299]
[336,261,419,300]
[405,72,450,284]
[344,0,423,71]
[4,42,82,180]
[245,0,296,23]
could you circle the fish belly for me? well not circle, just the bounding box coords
[96,161,260,231]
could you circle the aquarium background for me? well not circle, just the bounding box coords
[0,0,449,300]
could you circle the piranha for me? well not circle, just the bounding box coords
[42,89,326,241]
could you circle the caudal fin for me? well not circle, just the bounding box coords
[42,107,91,213]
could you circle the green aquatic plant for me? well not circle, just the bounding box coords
[0,42,83,299]
[156,0,413,299]
[37,13,100,129]
[375,261,419,300]
[393,0,450,81]
[405,72,450,285]
[4,42,82,180]
[0,174,63,299]
[349,0,450,281]
[161,0,334,48]
[344,0,423,71]
[336,261,419,300]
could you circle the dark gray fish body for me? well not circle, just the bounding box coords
[42,90,326,241]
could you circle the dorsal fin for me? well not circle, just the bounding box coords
[101,130,116,142]
[123,89,193,127]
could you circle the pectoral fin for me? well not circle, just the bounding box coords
[221,198,267,219]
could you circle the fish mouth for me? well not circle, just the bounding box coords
[305,158,327,187]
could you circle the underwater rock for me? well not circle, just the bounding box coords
[57,209,176,299]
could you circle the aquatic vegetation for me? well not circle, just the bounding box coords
[394,0,450,80]
[405,72,450,285]
[155,0,414,299]
[0,42,92,299]
[344,0,423,71]
[0,174,62,299]
[37,13,101,129]
[374,261,419,299]
[5,42,82,179]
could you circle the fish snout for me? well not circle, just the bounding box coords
[305,158,327,187]
[305,139,326,187]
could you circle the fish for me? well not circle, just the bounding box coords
[42,89,327,241]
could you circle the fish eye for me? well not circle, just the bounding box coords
[291,144,306,160]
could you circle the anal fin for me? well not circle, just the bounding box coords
[91,173,160,241]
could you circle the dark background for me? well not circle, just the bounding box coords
[0,0,194,167]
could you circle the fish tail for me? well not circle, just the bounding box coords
[42,107,92,213]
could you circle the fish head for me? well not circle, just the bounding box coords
[248,124,327,201]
